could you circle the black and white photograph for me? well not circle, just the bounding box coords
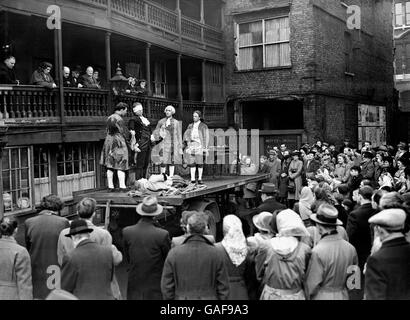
[0,0,409,307]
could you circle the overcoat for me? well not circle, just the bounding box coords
[122,217,171,300]
[305,233,358,300]
[24,210,69,299]
[0,237,33,300]
[161,234,229,300]
[365,236,410,300]
[61,239,114,300]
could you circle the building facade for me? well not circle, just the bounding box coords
[0,0,226,218]
[224,0,395,154]
[394,0,410,140]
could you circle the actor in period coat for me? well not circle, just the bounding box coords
[122,196,171,300]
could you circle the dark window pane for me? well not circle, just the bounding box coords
[21,148,28,168]
[88,159,95,172]
[34,164,40,179]
[73,146,80,161]
[2,171,10,191]
[74,161,80,174]
[57,163,65,176]
[11,149,19,169]
[66,162,73,175]
[2,150,9,170]
[21,169,29,189]
[81,159,87,173]
[12,170,19,190]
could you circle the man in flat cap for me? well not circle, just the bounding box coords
[364,208,410,300]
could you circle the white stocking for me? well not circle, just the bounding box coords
[169,165,175,177]
[190,167,196,182]
[198,167,203,181]
[107,170,114,189]
[117,170,126,189]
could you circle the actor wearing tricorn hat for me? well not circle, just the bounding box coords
[61,219,115,300]
[305,203,358,300]
[365,208,410,300]
[122,196,171,300]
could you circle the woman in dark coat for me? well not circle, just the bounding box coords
[30,62,57,89]
[215,215,257,300]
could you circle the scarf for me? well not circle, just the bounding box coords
[221,215,248,266]
[140,115,150,126]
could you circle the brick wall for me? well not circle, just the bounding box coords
[224,0,395,144]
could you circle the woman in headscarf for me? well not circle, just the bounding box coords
[215,215,256,300]
[294,186,315,227]
[255,209,311,300]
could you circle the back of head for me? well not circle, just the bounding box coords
[77,197,96,219]
[0,217,18,237]
[40,194,64,212]
[180,210,197,229]
[359,186,373,201]
[337,184,349,196]
[380,192,404,210]
[114,102,128,112]
[187,211,208,235]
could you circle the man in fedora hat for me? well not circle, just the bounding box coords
[123,196,171,300]
[161,211,229,300]
[305,203,358,300]
[61,219,115,300]
[365,209,410,300]
[248,183,285,235]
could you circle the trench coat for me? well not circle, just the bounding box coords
[305,233,358,300]
[267,158,282,186]
[365,236,410,300]
[0,237,33,300]
[161,234,229,300]
[255,240,311,300]
[123,217,171,300]
[24,210,70,299]
[61,239,114,300]
[288,159,303,200]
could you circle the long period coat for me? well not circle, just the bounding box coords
[122,217,171,300]
[305,233,358,300]
[0,237,33,300]
[24,210,69,299]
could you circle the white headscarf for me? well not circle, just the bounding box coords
[221,215,248,266]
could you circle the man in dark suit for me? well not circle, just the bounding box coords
[61,219,114,300]
[24,194,69,299]
[255,183,286,215]
[365,208,410,300]
[304,151,321,179]
[346,186,377,270]
[161,211,229,300]
[128,102,155,184]
[123,196,171,300]
[82,66,101,89]
[360,151,375,183]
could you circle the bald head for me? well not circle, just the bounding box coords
[63,66,70,78]
[86,66,93,76]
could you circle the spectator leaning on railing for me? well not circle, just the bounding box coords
[30,62,57,89]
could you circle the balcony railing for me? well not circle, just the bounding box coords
[0,86,226,126]
[79,0,223,48]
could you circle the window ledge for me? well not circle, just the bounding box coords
[345,72,355,77]
[235,65,292,73]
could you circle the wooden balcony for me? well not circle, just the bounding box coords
[73,0,223,50]
[0,86,227,128]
